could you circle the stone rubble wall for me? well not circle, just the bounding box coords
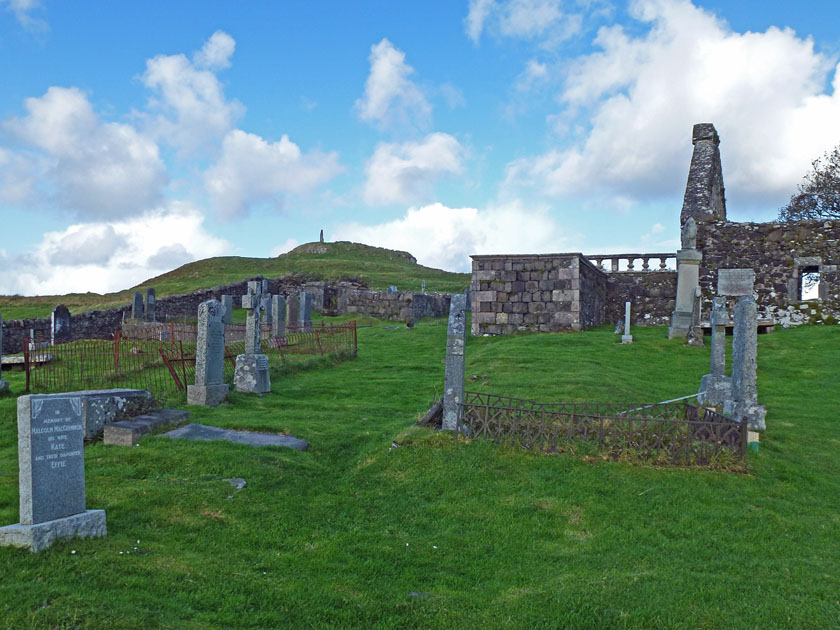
[337,289,451,323]
[605,271,677,327]
[698,219,840,326]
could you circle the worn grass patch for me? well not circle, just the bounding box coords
[0,320,837,628]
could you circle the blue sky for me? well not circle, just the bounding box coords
[1,0,839,295]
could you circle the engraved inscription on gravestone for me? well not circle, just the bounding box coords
[717,269,755,297]
[19,395,86,524]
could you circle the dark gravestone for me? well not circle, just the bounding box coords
[51,305,72,346]
[145,288,156,322]
[0,393,106,551]
[131,291,144,320]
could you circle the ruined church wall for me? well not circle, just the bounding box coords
[605,272,677,327]
[698,219,840,325]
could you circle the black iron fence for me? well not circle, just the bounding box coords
[457,391,747,469]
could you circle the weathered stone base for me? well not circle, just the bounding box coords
[103,409,189,446]
[667,311,693,339]
[187,383,229,406]
[698,374,732,406]
[723,399,767,431]
[0,509,106,552]
[621,334,633,344]
[234,354,270,394]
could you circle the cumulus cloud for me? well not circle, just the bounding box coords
[515,58,549,91]
[505,0,840,210]
[205,129,342,220]
[355,38,432,129]
[333,201,567,272]
[363,133,464,206]
[0,203,229,296]
[142,31,244,153]
[465,0,581,45]
[2,86,168,218]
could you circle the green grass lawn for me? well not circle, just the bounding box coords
[0,320,837,629]
[0,241,471,320]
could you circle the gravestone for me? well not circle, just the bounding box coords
[221,295,233,324]
[668,217,702,339]
[387,285,398,293]
[301,291,313,332]
[145,288,156,322]
[286,293,301,330]
[0,312,7,393]
[0,394,107,552]
[263,292,273,323]
[271,295,286,339]
[698,297,731,406]
[717,269,755,297]
[686,287,705,347]
[442,294,467,432]
[234,282,270,394]
[421,280,426,293]
[51,305,72,346]
[724,296,766,433]
[131,291,144,321]
[187,300,229,406]
[621,301,633,344]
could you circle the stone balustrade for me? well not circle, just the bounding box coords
[588,253,677,273]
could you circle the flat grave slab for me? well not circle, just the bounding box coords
[162,423,309,451]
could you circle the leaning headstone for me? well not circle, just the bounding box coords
[621,301,633,344]
[51,305,72,346]
[668,217,702,339]
[131,291,144,321]
[698,297,731,406]
[234,282,270,394]
[187,300,229,406]
[0,394,107,552]
[220,295,233,324]
[145,288,156,322]
[0,312,8,394]
[442,294,467,432]
[271,295,286,339]
[286,292,301,330]
[301,291,313,332]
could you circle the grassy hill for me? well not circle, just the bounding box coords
[0,241,470,320]
[0,322,837,627]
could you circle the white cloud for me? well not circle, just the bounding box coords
[2,86,168,218]
[2,0,47,31]
[505,0,840,209]
[355,38,432,129]
[205,129,342,220]
[333,201,567,272]
[363,133,464,205]
[270,238,300,257]
[0,204,229,296]
[142,31,244,154]
[465,0,581,45]
[193,30,236,70]
[516,58,549,91]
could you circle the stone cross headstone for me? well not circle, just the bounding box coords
[621,301,633,344]
[234,282,270,394]
[286,292,301,330]
[442,294,467,432]
[301,291,313,332]
[51,305,71,346]
[187,300,229,406]
[221,295,233,324]
[698,296,731,406]
[0,394,107,552]
[145,288,156,322]
[271,295,286,339]
[668,217,702,339]
[0,312,8,394]
[131,291,144,321]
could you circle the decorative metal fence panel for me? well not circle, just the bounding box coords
[23,321,357,405]
[457,391,747,469]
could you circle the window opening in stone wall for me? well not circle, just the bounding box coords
[800,266,821,301]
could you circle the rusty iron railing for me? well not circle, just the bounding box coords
[457,392,747,469]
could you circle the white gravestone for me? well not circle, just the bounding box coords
[621,301,633,344]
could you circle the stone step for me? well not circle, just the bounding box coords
[104,409,190,447]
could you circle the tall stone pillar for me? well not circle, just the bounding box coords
[187,300,229,406]
[668,217,702,339]
[442,294,467,432]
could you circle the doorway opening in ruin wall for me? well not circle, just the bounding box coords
[800,266,821,301]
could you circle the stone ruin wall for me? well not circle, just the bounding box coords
[604,271,677,327]
[470,254,608,335]
[697,219,840,326]
[2,277,452,354]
